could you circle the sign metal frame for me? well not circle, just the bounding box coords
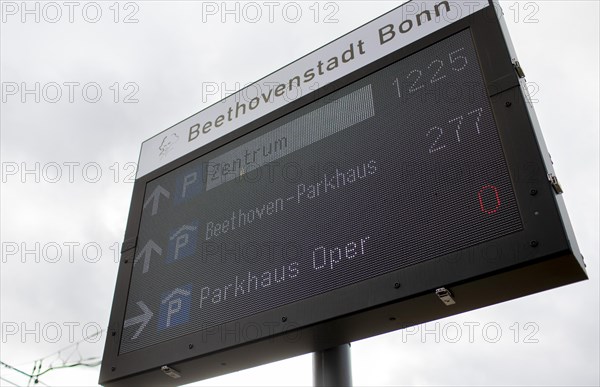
[100,1,587,385]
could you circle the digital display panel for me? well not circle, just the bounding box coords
[120,29,523,354]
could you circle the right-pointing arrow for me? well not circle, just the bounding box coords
[124,301,153,340]
[134,240,162,274]
[143,185,170,216]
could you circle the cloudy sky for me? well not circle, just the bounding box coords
[1,1,598,386]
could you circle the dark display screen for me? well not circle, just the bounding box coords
[120,29,523,354]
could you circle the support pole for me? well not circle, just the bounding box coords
[313,344,352,387]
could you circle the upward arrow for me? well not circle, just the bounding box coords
[134,240,162,274]
[143,185,170,216]
[124,301,153,340]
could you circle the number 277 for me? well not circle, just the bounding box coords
[426,107,483,154]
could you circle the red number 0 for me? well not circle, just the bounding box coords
[478,185,501,214]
